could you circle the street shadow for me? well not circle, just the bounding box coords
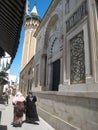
[22,120,39,125]
[0,112,7,130]
[0,125,7,130]
[0,98,5,104]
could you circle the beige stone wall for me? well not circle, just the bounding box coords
[21,31,30,70]
[34,91,98,130]
[19,57,34,96]
[28,32,36,61]
[21,30,36,70]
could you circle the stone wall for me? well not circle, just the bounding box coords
[34,91,98,130]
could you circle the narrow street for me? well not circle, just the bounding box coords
[0,96,55,130]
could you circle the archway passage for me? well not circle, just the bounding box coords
[52,59,60,91]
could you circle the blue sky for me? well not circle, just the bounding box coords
[10,0,52,77]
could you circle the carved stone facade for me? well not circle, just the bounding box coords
[33,0,98,92]
[34,0,63,91]
[61,0,98,92]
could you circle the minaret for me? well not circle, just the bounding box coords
[21,0,41,70]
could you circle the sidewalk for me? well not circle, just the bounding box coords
[0,96,55,130]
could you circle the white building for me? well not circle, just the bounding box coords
[0,52,11,72]
[9,75,19,86]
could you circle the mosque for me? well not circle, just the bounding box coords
[19,0,98,130]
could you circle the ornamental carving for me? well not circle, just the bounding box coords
[48,31,63,59]
[70,32,85,84]
[66,0,88,32]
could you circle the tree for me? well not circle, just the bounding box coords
[0,71,9,85]
[0,60,10,85]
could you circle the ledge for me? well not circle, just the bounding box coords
[34,91,98,99]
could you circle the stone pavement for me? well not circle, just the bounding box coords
[0,96,55,130]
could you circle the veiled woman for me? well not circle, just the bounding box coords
[12,92,26,127]
[25,91,39,123]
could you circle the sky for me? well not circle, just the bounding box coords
[10,0,52,77]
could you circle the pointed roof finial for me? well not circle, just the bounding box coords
[30,0,39,16]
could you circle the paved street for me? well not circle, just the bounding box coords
[0,96,55,130]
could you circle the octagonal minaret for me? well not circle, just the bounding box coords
[21,0,41,70]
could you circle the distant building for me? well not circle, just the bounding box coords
[9,75,19,87]
[3,74,19,93]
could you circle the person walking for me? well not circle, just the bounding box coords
[12,92,26,127]
[2,89,9,105]
[25,91,39,124]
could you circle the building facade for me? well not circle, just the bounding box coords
[34,0,98,92]
[20,0,98,129]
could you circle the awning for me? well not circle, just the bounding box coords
[0,0,26,62]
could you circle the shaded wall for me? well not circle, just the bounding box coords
[34,92,98,130]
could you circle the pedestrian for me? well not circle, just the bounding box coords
[25,91,39,124]
[2,89,9,105]
[12,91,26,127]
[7,87,11,98]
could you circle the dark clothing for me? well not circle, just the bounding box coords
[26,95,39,122]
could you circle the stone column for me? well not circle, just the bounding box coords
[87,0,98,82]
[83,23,93,83]
[40,54,47,88]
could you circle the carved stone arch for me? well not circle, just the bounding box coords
[40,14,59,89]
[43,14,59,54]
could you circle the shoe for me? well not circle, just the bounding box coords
[18,123,22,127]
[13,124,19,127]
[13,123,22,127]
[32,121,39,125]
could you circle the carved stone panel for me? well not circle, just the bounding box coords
[70,31,85,84]
[66,0,88,32]
[48,32,63,59]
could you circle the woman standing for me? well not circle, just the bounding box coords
[25,91,39,123]
[12,92,26,127]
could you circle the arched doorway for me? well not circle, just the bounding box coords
[41,14,63,91]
